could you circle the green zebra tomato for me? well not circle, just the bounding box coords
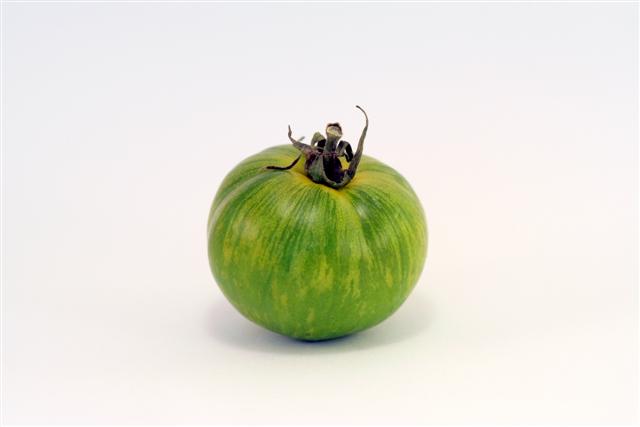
[207,109,427,341]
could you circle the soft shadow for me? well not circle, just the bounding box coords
[206,291,433,355]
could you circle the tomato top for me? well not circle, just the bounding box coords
[265,106,369,189]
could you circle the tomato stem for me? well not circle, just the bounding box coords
[266,106,369,189]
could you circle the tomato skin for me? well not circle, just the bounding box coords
[207,145,428,341]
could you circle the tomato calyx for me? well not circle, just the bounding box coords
[266,106,369,189]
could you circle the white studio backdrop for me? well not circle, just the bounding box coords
[2,2,638,425]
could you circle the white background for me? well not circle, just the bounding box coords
[2,3,638,425]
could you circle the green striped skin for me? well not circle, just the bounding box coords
[207,145,427,341]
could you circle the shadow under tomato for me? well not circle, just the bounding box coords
[206,290,433,355]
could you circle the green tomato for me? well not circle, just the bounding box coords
[207,112,427,341]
